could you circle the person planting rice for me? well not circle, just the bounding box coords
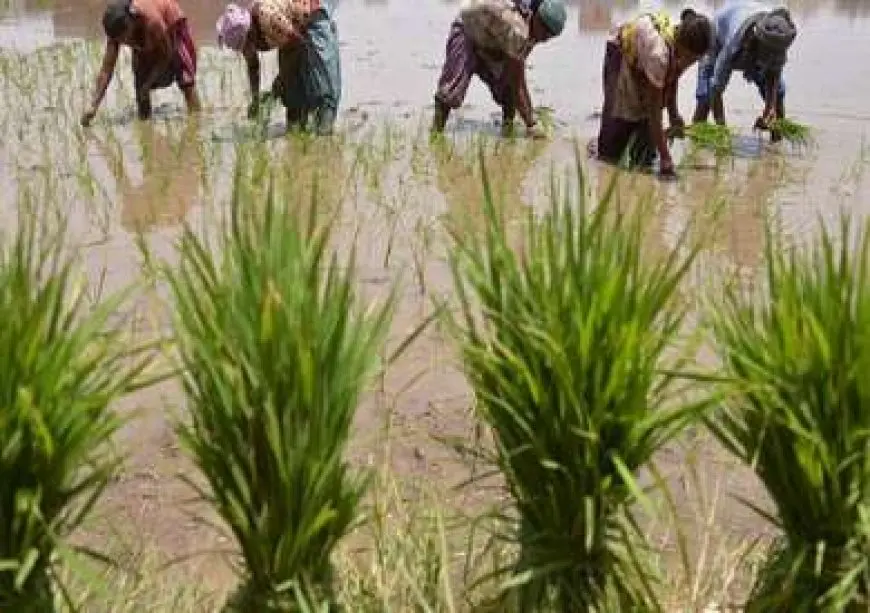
[594,8,713,178]
[81,0,201,127]
[216,0,341,135]
[692,2,797,142]
[430,0,568,139]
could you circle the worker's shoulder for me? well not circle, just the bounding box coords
[133,0,185,28]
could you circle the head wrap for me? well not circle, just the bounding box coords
[216,3,253,51]
[103,0,134,39]
[536,0,567,36]
[752,8,796,71]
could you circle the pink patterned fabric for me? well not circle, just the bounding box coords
[256,0,320,49]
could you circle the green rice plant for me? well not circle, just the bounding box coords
[683,123,736,157]
[446,144,708,612]
[706,214,870,612]
[0,205,155,611]
[768,118,814,148]
[163,156,400,613]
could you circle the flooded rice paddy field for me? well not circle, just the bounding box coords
[2,0,870,588]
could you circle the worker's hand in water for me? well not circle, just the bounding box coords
[526,123,548,140]
[500,121,516,138]
[659,157,677,180]
[753,116,770,131]
[80,108,96,128]
[666,116,686,140]
[753,109,777,131]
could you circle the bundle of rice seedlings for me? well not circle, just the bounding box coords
[707,215,870,611]
[767,118,814,148]
[164,157,398,612]
[0,207,155,611]
[684,123,736,156]
[535,105,556,132]
[447,145,708,612]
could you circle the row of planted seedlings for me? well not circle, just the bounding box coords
[1,137,869,612]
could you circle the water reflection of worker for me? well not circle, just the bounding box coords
[215,0,342,135]
[81,0,202,127]
[578,0,612,32]
[91,122,202,232]
[432,136,549,228]
[692,3,797,142]
[430,0,568,139]
[680,155,784,276]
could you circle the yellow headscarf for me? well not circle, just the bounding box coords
[619,11,676,66]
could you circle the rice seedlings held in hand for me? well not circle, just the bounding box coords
[684,123,736,157]
[249,92,279,139]
[447,145,708,612]
[706,215,870,612]
[535,105,556,135]
[0,206,156,612]
[164,157,397,613]
[767,118,814,149]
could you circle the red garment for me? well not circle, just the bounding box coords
[132,0,185,31]
[132,17,197,91]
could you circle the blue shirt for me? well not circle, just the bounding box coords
[704,1,771,92]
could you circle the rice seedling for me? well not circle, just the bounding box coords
[161,152,408,612]
[683,123,736,157]
[0,200,157,611]
[706,214,870,611]
[446,144,710,612]
[535,106,556,134]
[763,118,814,148]
[57,542,223,613]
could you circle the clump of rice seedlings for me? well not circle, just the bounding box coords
[163,156,398,612]
[684,123,736,157]
[447,145,707,611]
[0,204,156,611]
[706,214,870,611]
[535,106,556,133]
[767,118,814,148]
[241,91,279,139]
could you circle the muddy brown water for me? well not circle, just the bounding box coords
[1,0,869,602]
